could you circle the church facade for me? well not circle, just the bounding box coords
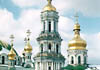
[1,0,98,70]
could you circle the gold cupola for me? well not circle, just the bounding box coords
[24,30,32,53]
[68,15,87,50]
[43,0,56,12]
[8,35,16,60]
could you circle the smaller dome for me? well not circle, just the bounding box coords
[8,48,16,60]
[68,23,87,50]
[68,35,87,50]
[24,41,32,53]
[74,23,80,30]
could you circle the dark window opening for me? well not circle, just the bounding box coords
[44,21,45,32]
[78,56,81,64]
[49,66,51,70]
[71,56,74,64]
[56,44,59,54]
[49,22,51,32]
[48,44,51,51]
[2,56,5,64]
[41,44,43,52]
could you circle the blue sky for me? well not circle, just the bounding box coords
[0,0,100,65]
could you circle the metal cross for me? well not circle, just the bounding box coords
[26,29,31,37]
[10,34,14,43]
[24,37,27,44]
[74,13,79,23]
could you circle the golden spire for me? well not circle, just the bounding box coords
[74,13,80,30]
[68,14,87,50]
[24,29,32,53]
[8,35,16,60]
[43,0,56,11]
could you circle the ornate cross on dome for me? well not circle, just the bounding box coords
[47,0,52,4]
[10,34,14,46]
[74,13,79,24]
[26,29,31,37]
[26,29,31,41]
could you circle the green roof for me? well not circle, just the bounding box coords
[0,40,18,56]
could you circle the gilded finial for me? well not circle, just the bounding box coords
[47,0,52,4]
[74,13,80,30]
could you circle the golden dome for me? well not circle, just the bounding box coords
[8,48,16,60]
[43,0,56,11]
[68,23,87,50]
[68,35,87,50]
[24,41,32,53]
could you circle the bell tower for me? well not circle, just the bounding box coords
[34,0,65,70]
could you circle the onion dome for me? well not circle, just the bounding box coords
[24,29,32,53]
[8,47,16,60]
[8,35,16,60]
[68,15,87,50]
[24,39,32,53]
[43,0,56,11]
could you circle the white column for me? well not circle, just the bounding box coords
[51,21,53,32]
[42,21,44,31]
[56,23,58,32]
[47,62,48,70]
[52,62,53,70]
[74,56,76,65]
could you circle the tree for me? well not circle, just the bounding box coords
[75,65,86,70]
[62,65,74,70]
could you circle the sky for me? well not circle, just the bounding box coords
[0,0,100,65]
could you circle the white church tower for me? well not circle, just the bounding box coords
[67,15,88,66]
[34,0,65,70]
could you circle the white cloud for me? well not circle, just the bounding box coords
[12,0,100,17]
[12,0,44,8]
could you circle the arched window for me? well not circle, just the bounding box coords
[49,22,51,32]
[78,56,81,64]
[48,44,51,51]
[41,44,43,53]
[71,56,74,64]
[2,56,5,64]
[56,44,59,54]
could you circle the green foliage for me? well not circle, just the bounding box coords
[0,46,2,51]
[62,65,86,70]
[75,65,86,70]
